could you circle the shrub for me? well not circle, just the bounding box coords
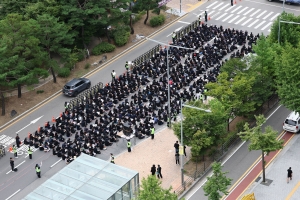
[92,42,116,55]
[77,52,85,62]
[150,15,165,27]
[64,63,74,70]
[36,90,44,94]
[84,63,90,69]
[113,27,130,47]
[133,11,146,24]
[57,67,71,77]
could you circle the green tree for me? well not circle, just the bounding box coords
[238,115,283,182]
[137,175,178,200]
[274,42,300,112]
[203,162,232,200]
[133,0,158,24]
[173,100,228,158]
[0,14,48,98]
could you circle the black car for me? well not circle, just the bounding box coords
[62,78,91,97]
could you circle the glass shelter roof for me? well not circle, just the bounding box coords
[23,154,138,200]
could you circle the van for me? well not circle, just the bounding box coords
[283,112,300,133]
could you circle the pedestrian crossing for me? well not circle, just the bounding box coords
[204,1,282,32]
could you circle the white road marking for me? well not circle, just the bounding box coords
[219,4,230,11]
[50,158,62,168]
[235,17,246,25]
[178,21,191,24]
[225,5,236,12]
[270,13,280,21]
[237,7,248,14]
[241,18,253,26]
[222,14,234,22]
[206,1,218,8]
[248,19,260,27]
[231,6,242,13]
[256,10,267,18]
[212,2,224,9]
[16,115,43,133]
[5,189,21,200]
[228,15,240,23]
[215,13,227,20]
[255,21,266,29]
[6,161,25,174]
[243,8,255,15]
[261,22,273,30]
[263,12,274,19]
[250,9,261,17]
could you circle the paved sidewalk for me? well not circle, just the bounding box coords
[226,132,299,200]
[115,127,191,191]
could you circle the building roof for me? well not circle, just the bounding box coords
[23,154,138,200]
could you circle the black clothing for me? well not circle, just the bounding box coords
[157,166,163,179]
[151,165,156,175]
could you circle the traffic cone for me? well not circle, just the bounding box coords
[208,15,211,20]
[234,0,237,4]
[9,146,12,152]
[60,112,62,117]
[52,117,56,123]
[201,21,204,24]
[28,132,30,139]
[38,126,41,133]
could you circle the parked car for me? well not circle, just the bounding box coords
[62,78,91,97]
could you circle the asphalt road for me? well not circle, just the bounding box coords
[1,0,300,199]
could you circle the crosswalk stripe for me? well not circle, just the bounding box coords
[243,8,255,15]
[261,22,273,30]
[256,10,267,18]
[248,19,260,27]
[255,21,266,29]
[250,9,261,17]
[270,13,280,21]
[206,1,219,8]
[231,6,242,13]
[225,5,236,12]
[263,12,274,19]
[237,7,248,14]
[235,17,246,24]
[215,13,228,20]
[213,2,224,9]
[242,18,253,26]
[222,14,234,22]
[209,10,216,16]
[219,4,230,10]
[228,15,240,23]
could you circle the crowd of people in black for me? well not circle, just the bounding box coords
[22,23,259,164]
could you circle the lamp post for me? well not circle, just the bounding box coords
[145,37,194,128]
[180,99,211,187]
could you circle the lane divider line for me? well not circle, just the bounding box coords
[6,161,25,174]
[5,189,21,200]
[50,158,62,168]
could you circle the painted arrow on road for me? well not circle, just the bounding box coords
[16,115,43,133]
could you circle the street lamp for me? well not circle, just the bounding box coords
[180,99,211,187]
[145,37,194,128]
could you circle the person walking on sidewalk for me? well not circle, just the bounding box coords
[157,165,163,179]
[175,153,180,165]
[13,145,18,158]
[35,164,41,178]
[204,11,208,22]
[10,157,15,172]
[127,140,131,152]
[151,164,156,175]
[110,153,115,164]
[287,167,293,183]
[28,146,33,159]
[174,141,179,153]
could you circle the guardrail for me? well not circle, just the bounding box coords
[132,44,161,66]
[176,19,199,39]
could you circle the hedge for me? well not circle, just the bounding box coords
[150,15,165,27]
[92,42,116,55]
[57,67,71,77]
[113,28,130,47]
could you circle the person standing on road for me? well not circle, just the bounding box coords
[110,153,115,164]
[13,145,18,158]
[204,11,208,22]
[231,0,233,6]
[150,127,155,140]
[16,134,21,148]
[157,165,163,179]
[125,61,129,72]
[151,164,156,175]
[172,32,176,44]
[287,167,293,183]
[175,153,180,165]
[10,157,15,172]
[35,164,41,178]
[28,146,33,159]
[127,140,131,152]
[111,70,116,83]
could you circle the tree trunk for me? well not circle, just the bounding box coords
[1,91,5,116]
[227,118,230,131]
[17,84,21,98]
[50,66,56,83]
[262,150,266,182]
[130,15,134,34]
[106,28,111,43]
[144,9,149,24]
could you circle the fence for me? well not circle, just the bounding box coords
[174,94,280,197]
[175,20,199,40]
[67,82,104,110]
[131,44,161,66]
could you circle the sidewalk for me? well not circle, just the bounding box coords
[114,127,192,191]
[225,132,298,200]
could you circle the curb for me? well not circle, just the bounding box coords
[0,13,188,131]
